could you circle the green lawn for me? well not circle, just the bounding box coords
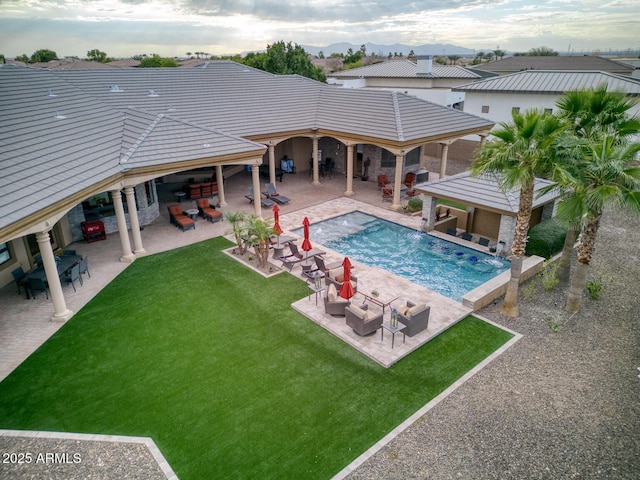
[0,237,513,479]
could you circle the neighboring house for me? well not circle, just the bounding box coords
[453,70,640,126]
[473,56,635,76]
[0,61,494,317]
[327,56,493,108]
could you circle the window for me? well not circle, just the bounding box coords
[0,242,12,266]
[381,148,420,168]
[544,108,553,114]
[512,107,520,113]
[481,105,490,113]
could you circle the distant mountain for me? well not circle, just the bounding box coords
[301,42,476,57]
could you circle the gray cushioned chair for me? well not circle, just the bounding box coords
[345,304,382,336]
[397,301,430,337]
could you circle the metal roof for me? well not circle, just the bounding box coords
[453,70,640,95]
[415,171,558,215]
[328,60,480,80]
[473,56,635,74]
[0,62,494,237]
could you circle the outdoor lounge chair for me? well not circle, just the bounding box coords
[167,205,195,231]
[377,174,389,190]
[196,198,223,223]
[324,284,350,317]
[382,186,393,201]
[245,187,275,207]
[280,242,325,271]
[397,301,430,337]
[346,304,382,336]
[314,256,343,275]
[324,267,357,294]
[403,172,417,188]
[446,228,457,236]
[264,183,290,204]
[461,232,473,241]
[28,277,48,300]
[478,237,490,247]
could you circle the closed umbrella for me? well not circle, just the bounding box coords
[301,217,312,261]
[273,204,283,245]
[338,256,355,300]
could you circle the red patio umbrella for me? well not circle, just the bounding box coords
[272,204,283,244]
[301,217,312,258]
[338,256,355,300]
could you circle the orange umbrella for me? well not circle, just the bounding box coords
[272,204,283,243]
[339,256,355,300]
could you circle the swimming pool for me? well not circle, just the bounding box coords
[292,211,510,301]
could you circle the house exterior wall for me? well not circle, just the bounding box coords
[471,208,501,238]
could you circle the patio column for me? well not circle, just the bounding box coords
[251,164,262,217]
[215,165,227,206]
[439,143,449,179]
[344,144,354,196]
[111,189,135,263]
[36,230,73,322]
[312,137,321,186]
[124,186,146,256]
[391,154,404,211]
[268,144,277,186]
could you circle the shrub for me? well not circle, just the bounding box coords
[586,277,605,299]
[407,197,423,212]
[525,218,566,259]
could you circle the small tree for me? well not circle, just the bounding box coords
[246,215,276,269]
[225,211,248,254]
[87,49,110,63]
[30,49,58,63]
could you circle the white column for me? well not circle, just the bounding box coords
[419,143,429,171]
[268,144,276,186]
[124,186,146,255]
[111,189,135,263]
[312,137,320,186]
[215,165,226,206]
[439,143,449,179]
[251,165,262,217]
[344,144,354,196]
[391,154,404,210]
[36,230,73,322]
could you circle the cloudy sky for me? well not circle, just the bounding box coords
[1,0,638,58]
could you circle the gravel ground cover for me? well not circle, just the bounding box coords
[347,204,640,479]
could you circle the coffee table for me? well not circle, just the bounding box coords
[185,208,199,220]
[359,290,398,314]
[380,320,406,349]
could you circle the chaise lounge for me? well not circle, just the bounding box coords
[167,204,195,231]
[397,301,430,337]
[264,183,290,204]
[196,198,223,223]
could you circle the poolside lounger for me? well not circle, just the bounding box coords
[264,183,290,204]
[461,232,473,241]
[279,242,325,271]
[246,187,276,207]
[446,228,457,236]
[478,237,490,247]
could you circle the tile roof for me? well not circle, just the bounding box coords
[0,61,494,237]
[415,171,558,214]
[453,70,640,95]
[328,60,481,79]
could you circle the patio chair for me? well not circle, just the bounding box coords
[11,267,27,295]
[478,237,490,247]
[324,267,357,294]
[280,242,325,271]
[62,249,77,256]
[403,172,417,188]
[377,174,389,190]
[167,205,195,231]
[246,187,275,207]
[78,256,90,284]
[196,198,223,223]
[324,284,350,317]
[314,256,343,274]
[28,277,49,300]
[264,183,290,204]
[61,264,81,292]
[461,232,473,241]
[446,228,457,236]
[397,301,430,337]
[346,304,382,336]
[382,186,393,201]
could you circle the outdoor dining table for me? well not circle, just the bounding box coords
[24,254,82,298]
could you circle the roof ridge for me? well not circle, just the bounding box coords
[391,91,405,141]
[120,112,165,165]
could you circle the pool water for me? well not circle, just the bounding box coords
[292,211,510,301]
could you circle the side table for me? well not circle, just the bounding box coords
[380,321,406,349]
[185,208,199,221]
[307,283,326,306]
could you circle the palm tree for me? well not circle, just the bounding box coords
[471,109,565,317]
[557,136,640,312]
[246,215,275,269]
[551,85,640,286]
[225,211,247,254]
